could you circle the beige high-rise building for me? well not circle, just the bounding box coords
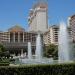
[28,2,48,32]
[68,15,75,42]
[43,25,71,45]
[43,25,59,45]
[0,31,9,43]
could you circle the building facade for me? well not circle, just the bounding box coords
[43,25,71,45]
[0,25,72,56]
[68,15,75,42]
[43,25,59,45]
[0,25,37,56]
[28,2,48,32]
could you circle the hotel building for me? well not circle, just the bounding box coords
[0,24,72,56]
[0,25,37,56]
[43,25,71,45]
[28,2,48,32]
[68,15,75,42]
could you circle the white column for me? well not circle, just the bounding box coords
[18,32,20,43]
[23,32,24,42]
[13,32,15,43]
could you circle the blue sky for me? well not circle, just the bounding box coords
[0,0,75,31]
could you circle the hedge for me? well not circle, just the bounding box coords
[0,63,75,75]
[0,63,9,66]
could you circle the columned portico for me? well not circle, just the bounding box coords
[3,25,37,56]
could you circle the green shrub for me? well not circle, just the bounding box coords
[0,63,9,66]
[0,63,75,75]
[0,58,9,63]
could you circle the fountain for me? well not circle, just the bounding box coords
[21,49,24,58]
[58,22,70,62]
[35,33,43,59]
[17,21,72,64]
[28,42,32,59]
[19,33,53,64]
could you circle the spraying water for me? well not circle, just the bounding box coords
[21,49,23,57]
[19,33,53,64]
[28,42,32,59]
[35,33,43,59]
[58,22,70,62]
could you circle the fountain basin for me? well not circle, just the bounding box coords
[19,58,53,64]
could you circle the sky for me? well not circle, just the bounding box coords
[0,0,75,31]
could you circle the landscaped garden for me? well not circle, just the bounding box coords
[0,43,74,75]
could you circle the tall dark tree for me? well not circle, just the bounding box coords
[0,44,5,53]
[0,43,10,59]
[0,44,5,59]
[0,44,10,57]
[44,44,58,59]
